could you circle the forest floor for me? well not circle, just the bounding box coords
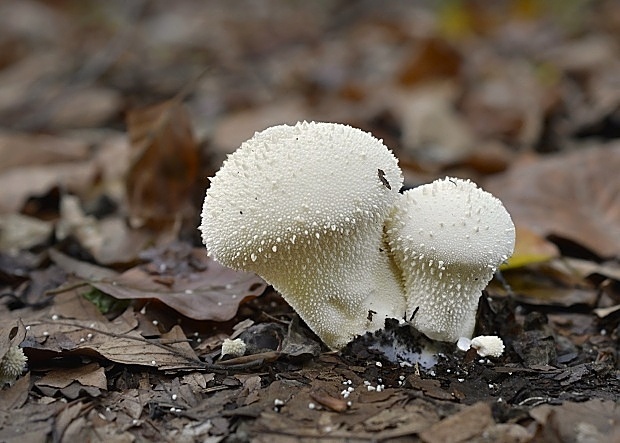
[0,1,619,442]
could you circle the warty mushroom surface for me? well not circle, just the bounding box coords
[200,121,406,349]
[385,177,515,342]
[0,346,27,385]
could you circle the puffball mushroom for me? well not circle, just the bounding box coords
[471,336,505,357]
[457,335,505,358]
[200,121,406,349]
[0,346,27,385]
[221,338,246,358]
[386,177,515,342]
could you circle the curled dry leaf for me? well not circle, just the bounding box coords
[0,160,97,214]
[0,320,26,362]
[486,144,620,258]
[35,362,107,392]
[419,402,494,443]
[502,226,560,270]
[397,37,462,86]
[55,195,154,265]
[24,319,202,371]
[90,247,266,321]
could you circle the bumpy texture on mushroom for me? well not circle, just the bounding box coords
[386,177,515,342]
[471,335,505,357]
[457,335,505,357]
[201,121,406,349]
[221,338,246,358]
[0,346,27,385]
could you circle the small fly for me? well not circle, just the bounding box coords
[378,169,391,190]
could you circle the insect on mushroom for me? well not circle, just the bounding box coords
[378,169,391,190]
[0,346,27,385]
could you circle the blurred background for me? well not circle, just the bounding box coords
[1,0,619,260]
[1,6,619,436]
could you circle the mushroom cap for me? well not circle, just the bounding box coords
[201,121,403,272]
[221,338,246,358]
[386,177,515,341]
[388,177,515,270]
[200,121,405,348]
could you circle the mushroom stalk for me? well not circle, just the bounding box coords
[257,225,405,349]
[201,122,406,349]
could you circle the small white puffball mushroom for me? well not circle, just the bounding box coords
[200,121,406,349]
[457,335,505,357]
[221,338,247,358]
[386,177,515,342]
[0,346,27,385]
[471,336,505,357]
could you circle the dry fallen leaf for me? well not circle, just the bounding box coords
[126,100,200,229]
[529,399,620,442]
[419,402,494,443]
[460,58,545,146]
[24,318,202,371]
[35,362,107,399]
[0,373,30,410]
[396,84,476,166]
[0,320,26,362]
[486,143,620,257]
[0,160,98,214]
[398,37,462,86]
[49,244,266,321]
[0,398,61,442]
[90,246,266,321]
[502,226,560,269]
[54,195,154,265]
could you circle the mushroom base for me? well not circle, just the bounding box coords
[404,266,494,343]
[256,230,407,349]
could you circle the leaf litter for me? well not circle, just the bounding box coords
[0,1,619,442]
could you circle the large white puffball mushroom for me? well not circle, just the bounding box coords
[201,121,406,349]
[386,177,515,342]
